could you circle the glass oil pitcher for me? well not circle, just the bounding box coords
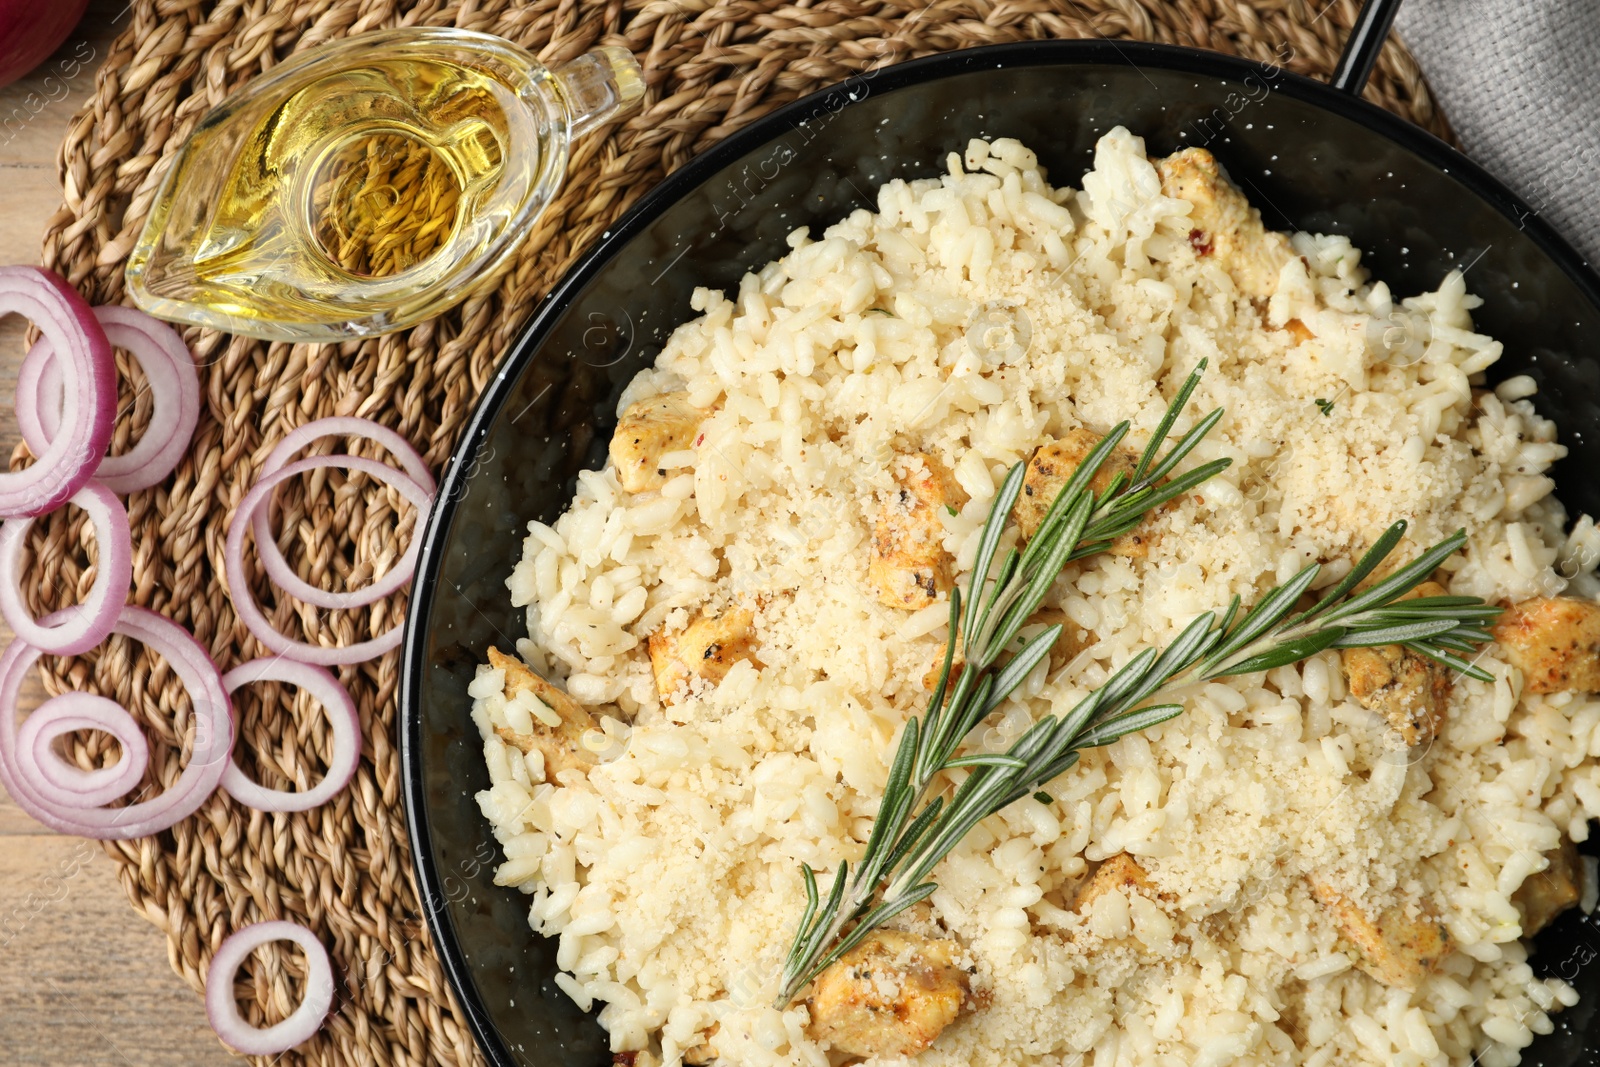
[125,29,644,342]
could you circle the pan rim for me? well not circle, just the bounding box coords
[401,36,1600,1067]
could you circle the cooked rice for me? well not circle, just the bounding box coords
[470,128,1600,1067]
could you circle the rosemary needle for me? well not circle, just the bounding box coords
[776,375,1500,1006]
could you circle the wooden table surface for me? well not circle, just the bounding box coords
[0,7,239,1064]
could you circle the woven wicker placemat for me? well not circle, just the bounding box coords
[19,2,1445,1064]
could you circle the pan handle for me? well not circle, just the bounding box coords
[1330,0,1406,95]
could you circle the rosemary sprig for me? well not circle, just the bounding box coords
[778,363,1231,1004]
[777,412,1500,1004]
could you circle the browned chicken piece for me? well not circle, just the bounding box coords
[1307,875,1451,990]
[1340,581,1454,747]
[869,453,968,610]
[1155,147,1297,300]
[1013,429,1157,558]
[647,604,760,705]
[681,1026,719,1065]
[1342,644,1452,747]
[1515,838,1586,936]
[1493,596,1600,694]
[1073,853,1156,913]
[805,929,976,1059]
[486,647,598,777]
[609,392,706,493]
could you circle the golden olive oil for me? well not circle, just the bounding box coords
[308,129,470,278]
[126,32,643,340]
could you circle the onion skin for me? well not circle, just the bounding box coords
[226,454,434,666]
[17,692,149,808]
[0,481,132,655]
[251,417,435,610]
[0,1,90,89]
[220,658,361,812]
[0,266,115,516]
[205,921,335,1056]
[0,606,233,840]
[19,305,200,495]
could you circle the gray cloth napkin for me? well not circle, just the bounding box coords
[1396,0,1600,268]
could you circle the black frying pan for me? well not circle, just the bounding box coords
[402,1,1600,1063]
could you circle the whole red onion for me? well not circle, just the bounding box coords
[0,2,91,90]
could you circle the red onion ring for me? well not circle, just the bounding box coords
[17,692,149,808]
[205,920,334,1056]
[17,305,200,495]
[0,267,115,517]
[225,455,432,666]
[252,417,435,610]
[220,658,361,812]
[0,481,132,655]
[0,605,233,839]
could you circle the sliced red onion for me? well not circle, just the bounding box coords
[18,305,200,495]
[220,658,361,813]
[17,691,149,808]
[0,605,233,839]
[0,481,132,655]
[205,920,334,1056]
[0,267,115,517]
[252,417,435,610]
[13,343,54,443]
[226,455,432,666]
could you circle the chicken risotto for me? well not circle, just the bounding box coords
[467,128,1600,1067]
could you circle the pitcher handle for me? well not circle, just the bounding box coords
[555,47,646,138]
